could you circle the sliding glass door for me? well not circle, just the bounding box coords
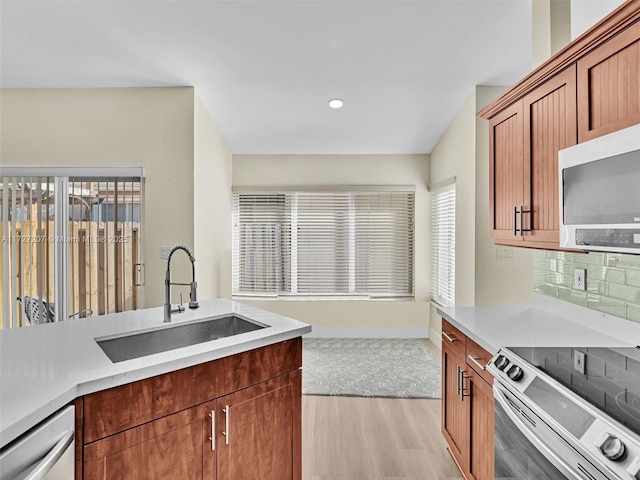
[0,172,143,329]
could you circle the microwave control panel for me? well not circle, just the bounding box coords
[576,229,640,249]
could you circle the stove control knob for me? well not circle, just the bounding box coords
[627,457,640,479]
[494,355,510,371]
[506,365,524,381]
[594,433,626,462]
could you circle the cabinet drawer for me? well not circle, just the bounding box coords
[82,338,302,443]
[441,320,466,359]
[466,338,493,385]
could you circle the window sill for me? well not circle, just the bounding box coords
[232,295,415,302]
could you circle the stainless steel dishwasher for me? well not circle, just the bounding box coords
[0,405,75,480]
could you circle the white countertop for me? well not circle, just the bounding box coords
[437,294,639,354]
[0,299,311,449]
[437,306,631,354]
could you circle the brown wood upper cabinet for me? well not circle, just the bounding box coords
[578,19,640,142]
[481,1,640,250]
[489,66,577,249]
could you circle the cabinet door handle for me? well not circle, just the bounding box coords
[456,365,461,396]
[442,332,457,343]
[460,371,470,402]
[208,411,215,451]
[468,355,487,371]
[520,206,532,236]
[514,206,521,235]
[223,405,230,445]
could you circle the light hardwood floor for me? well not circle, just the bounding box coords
[302,340,462,480]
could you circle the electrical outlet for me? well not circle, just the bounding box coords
[160,246,173,260]
[496,248,514,260]
[574,268,587,291]
[574,350,586,374]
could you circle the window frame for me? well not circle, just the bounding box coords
[0,167,144,326]
[430,181,456,307]
[232,187,415,301]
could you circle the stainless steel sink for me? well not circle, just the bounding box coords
[96,315,267,363]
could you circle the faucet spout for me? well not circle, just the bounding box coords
[164,244,199,322]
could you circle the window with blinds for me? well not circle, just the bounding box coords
[232,190,415,299]
[431,183,455,306]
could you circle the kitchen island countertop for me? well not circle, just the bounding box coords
[0,299,311,449]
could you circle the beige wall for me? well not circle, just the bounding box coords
[532,0,572,68]
[232,154,431,332]
[1,87,232,308]
[429,94,477,308]
[194,93,233,300]
[428,86,533,347]
[570,0,624,40]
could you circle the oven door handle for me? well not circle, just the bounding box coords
[493,383,584,480]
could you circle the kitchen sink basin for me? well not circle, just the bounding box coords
[96,315,267,363]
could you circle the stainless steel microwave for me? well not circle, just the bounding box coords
[558,123,640,254]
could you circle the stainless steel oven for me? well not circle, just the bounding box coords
[488,347,640,480]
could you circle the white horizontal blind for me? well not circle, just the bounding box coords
[296,193,350,295]
[353,192,414,296]
[232,193,289,295]
[431,184,455,306]
[232,190,414,299]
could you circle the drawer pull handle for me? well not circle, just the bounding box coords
[468,355,487,371]
[223,406,230,445]
[208,411,215,451]
[442,332,457,343]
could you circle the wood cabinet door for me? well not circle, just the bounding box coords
[83,400,216,480]
[216,370,301,480]
[489,101,524,244]
[441,341,468,472]
[465,368,494,480]
[578,20,640,142]
[522,65,577,247]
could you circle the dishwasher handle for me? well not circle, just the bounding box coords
[22,431,74,480]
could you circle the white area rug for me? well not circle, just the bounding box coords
[302,338,441,399]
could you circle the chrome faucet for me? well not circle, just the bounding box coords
[164,244,199,322]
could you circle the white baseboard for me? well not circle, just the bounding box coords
[429,327,441,349]
[304,326,429,338]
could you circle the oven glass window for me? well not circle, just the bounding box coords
[525,378,595,438]
[495,400,568,479]
[563,151,640,225]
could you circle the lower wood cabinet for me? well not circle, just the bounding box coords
[441,320,494,480]
[467,367,494,480]
[216,370,301,480]
[84,400,216,480]
[78,338,302,480]
[442,337,467,466]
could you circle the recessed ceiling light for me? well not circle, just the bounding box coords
[328,98,344,109]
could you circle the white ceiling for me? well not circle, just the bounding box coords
[0,0,533,154]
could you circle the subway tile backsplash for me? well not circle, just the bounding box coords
[534,251,640,323]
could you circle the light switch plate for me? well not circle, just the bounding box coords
[574,268,587,291]
[574,350,586,374]
[160,246,173,260]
